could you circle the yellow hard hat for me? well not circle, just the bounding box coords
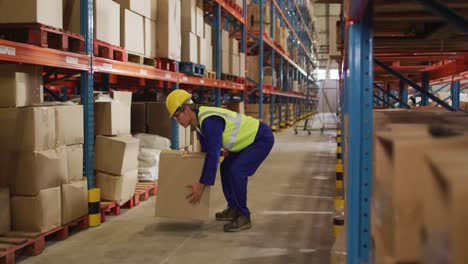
[165,89,191,117]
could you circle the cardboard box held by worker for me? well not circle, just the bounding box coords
[155,150,210,221]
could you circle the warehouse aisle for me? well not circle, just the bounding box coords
[20,128,336,264]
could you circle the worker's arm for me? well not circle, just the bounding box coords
[198,116,225,185]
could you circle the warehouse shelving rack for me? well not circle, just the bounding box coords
[339,0,468,263]
[246,0,319,130]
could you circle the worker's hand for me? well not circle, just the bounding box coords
[186,182,205,204]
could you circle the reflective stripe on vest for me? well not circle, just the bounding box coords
[198,106,259,152]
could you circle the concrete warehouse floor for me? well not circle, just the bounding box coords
[20,127,337,264]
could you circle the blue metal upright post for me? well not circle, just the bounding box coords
[215,4,222,107]
[80,0,94,190]
[451,80,460,110]
[171,63,180,150]
[421,71,429,106]
[345,2,373,263]
[258,0,264,118]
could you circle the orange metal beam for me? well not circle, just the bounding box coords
[214,0,245,24]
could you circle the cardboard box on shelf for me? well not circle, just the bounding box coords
[231,54,240,76]
[0,146,67,196]
[204,23,212,44]
[221,30,229,51]
[144,18,157,58]
[65,0,120,46]
[0,188,10,235]
[94,91,132,136]
[145,102,190,147]
[181,0,196,33]
[131,102,147,134]
[155,150,210,221]
[247,3,271,25]
[0,64,43,108]
[55,105,84,146]
[229,38,239,55]
[120,8,145,55]
[95,135,139,175]
[11,186,61,233]
[96,169,138,205]
[0,0,63,29]
[66,145,83,183]
[205,44,213,71]
[145,0,157,19]
[195,7,204,37]
[113,0,145,16]
[197,37,206,66]
[157,0,181,60]
[0,106,55,151]
[222,51,230,74]
[181,32,198,63]
[61,178,87,224]
[239,52,245,78]
[421,150,468,264]
[373,132,468,262]
[226,102,245,114]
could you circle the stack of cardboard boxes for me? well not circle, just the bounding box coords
[0,64,87,233]
[94,92,139,205]
[247,56,274,86]
[0,0,63,29]
[367,109,468,263]
[131,102,192,150]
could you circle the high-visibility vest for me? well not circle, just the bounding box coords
[198,106,260,152]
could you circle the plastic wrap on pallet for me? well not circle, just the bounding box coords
[133,133,170,150]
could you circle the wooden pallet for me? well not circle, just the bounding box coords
[100,181,158,222]
[221,73,235,82]
[0,216,88,264]
[234,76,246,84]
[127,53,156,67]
[155,58,177,72]
[206,71,216,80]
[134,182,158,206]
[0,23,85,53]
[93,40,127,62]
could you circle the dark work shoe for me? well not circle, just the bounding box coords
[223,214,252,232]
[215,207,239,221]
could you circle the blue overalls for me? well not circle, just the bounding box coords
[195,109,275,217]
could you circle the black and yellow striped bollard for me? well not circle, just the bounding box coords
[88,188,101,227]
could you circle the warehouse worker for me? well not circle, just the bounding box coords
[165,89,274,232]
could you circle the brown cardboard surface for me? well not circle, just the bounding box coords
[121,8,145,55]
[204,23,212,44]
[145,0,157,19]
[195,7,204,37]
[95,135,139,175]
[0,147,67,196]
[0,106,55,151]
[229,38,239,55]
[61,178,87,224]
[222,51,230,74]
[0,188,10,235]
[181,0,196,33]
[155,150,210,221]
[113,0,145,15]
[0,64,43,108]
[197,37,206,65]
[205,44,213,71]
[221,30,229,51]
[96,169,138,205]
[66,145,83,183]
[231,54,240,76]
[146,102,188,147]
[422,150,468,264]
[373,132,468,262]
[181,32,198,63]
[11,187,61,233]
[95,0,120,46]
[157,0,181,60]
[144,17,157,58]
[0,0,63,29]
[55,105,84,146]
[94,91,132,136]
[239,52,246,78]
[131,102,147,133]
[226,102,245,114]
